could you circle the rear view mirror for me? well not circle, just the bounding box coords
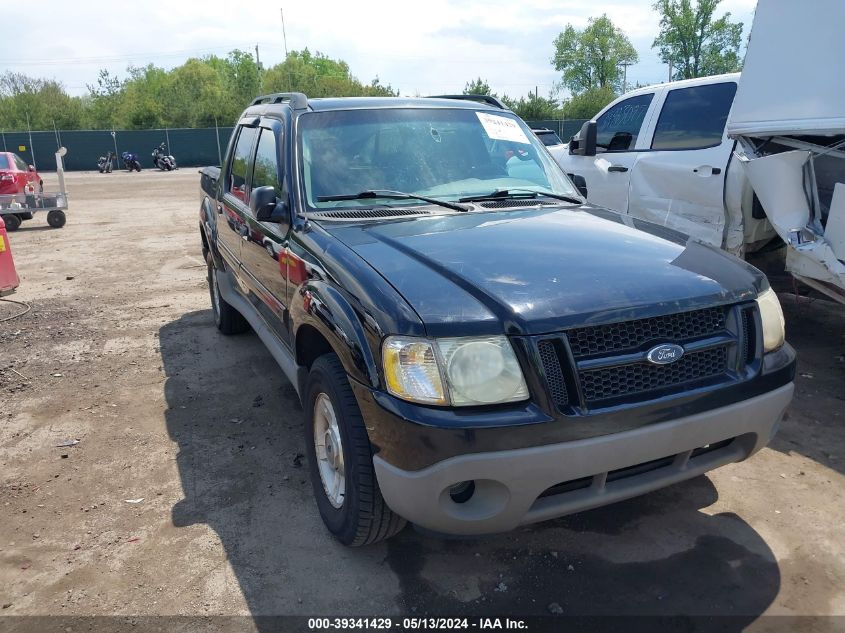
[570,121,597,157]
[567,173,589,198]
[28,165,35,172]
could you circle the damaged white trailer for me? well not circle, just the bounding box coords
[552,0,844,305]
[729,0,845,304]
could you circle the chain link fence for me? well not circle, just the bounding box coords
[0,127,233,172]
[1,119,588,173]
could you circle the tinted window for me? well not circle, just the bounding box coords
[596,93,653,152]
[651,82,738,150]
[13,154,28,171]
[251,129,281,195]
[227,126,259,202]
[0,155,8,170]
[535,131,562,146]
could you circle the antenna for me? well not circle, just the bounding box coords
[280,8,289,58]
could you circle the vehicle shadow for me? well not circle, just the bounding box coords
[161,310,780,631]
[770,297,845,476]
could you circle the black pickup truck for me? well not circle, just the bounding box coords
[198,92,795,546]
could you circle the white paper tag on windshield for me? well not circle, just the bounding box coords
[476,112,531,145]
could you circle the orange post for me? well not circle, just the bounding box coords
[0,215,21,295]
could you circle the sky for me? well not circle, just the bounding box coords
[0,0,757,100]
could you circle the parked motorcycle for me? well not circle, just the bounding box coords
[97,151,114,173]
[121,152,142,172]
[152,143,177,171]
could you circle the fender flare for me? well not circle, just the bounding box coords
[292,279,380,389]
[200,197,223,268]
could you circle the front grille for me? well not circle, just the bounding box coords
[567,306,727,358]
[580,346,728,403]
[740,307,756,364]
[538,340,568,406]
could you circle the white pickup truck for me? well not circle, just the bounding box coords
[553,0,845,304]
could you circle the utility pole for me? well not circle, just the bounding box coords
[618,61,632,93]
[255,44,261,70]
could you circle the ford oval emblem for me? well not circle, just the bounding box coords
[646,343,685,365]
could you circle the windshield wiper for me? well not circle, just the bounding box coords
[317,190,468,212]
[458,188,583,205]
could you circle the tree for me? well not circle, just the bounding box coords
[652,0,744,80]
[561,86,616,119]
[463,78,495,96]
[552,15,638,93]
[502,93,561,121]
[263,49,397,98]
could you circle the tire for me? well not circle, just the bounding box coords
[135,163,142,172]
[47,210,66,229]
[206,252,248,335]
[38,181,43,193]
[304,354,406,546]
[99,167,105,173]
[3,214,21,231]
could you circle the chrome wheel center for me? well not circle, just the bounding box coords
[313,393,345,508]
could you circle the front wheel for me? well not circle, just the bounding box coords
[304,354,406,546]
[3,214,21,231]
[47,209,66,228]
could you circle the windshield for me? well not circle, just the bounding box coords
[299,107,578,211]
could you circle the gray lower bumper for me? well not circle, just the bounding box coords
[373,383,794,535]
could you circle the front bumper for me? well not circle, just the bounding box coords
[372,383,793,535]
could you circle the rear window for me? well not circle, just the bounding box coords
[651,82,738,150]
[535,131,562,146]
[0,155,9,170]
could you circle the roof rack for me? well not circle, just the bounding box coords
[250,92,309,110]
[426,94,508,110]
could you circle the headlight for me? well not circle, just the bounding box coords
[382,335,529,406]
[756,287,785,352]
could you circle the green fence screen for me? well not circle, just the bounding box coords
[1,119,587,173]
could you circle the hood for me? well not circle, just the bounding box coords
[325,206,766,337]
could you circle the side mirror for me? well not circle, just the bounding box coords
[250,185,289,223]
[570,121,597,157]
[28,165,35,172]
[567,173,589,198]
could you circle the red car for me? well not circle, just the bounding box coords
[0,152,42,196]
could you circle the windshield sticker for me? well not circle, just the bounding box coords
[476,112,531,145]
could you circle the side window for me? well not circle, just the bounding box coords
[595,93,654,152]
[13,154,28,171]
[251,128,282,195]
[227,126,259,202]
[651,82,738,150]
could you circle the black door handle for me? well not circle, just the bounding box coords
[608,165,629,173]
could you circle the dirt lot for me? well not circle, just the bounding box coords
[1,170,844,630]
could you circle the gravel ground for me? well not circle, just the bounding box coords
[0,170,843,631]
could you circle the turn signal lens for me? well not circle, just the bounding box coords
[382,337,446,405]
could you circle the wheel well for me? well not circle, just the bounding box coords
[296,324,334,369]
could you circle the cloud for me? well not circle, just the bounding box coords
[0,0,756,101]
